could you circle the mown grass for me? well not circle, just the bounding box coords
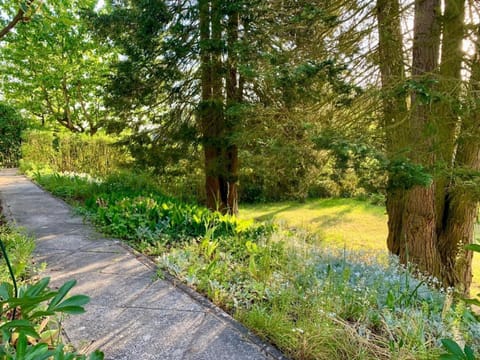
[241,198,388,250]
[240,198,480,294]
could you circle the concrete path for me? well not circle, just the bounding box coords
[0,169,285,360]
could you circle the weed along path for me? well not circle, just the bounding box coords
[0,169,284,360]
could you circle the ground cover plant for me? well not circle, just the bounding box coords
[29,169,480,359]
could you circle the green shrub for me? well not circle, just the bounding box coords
[21,131,131,177]
[0,104,26,168]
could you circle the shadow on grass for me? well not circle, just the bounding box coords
[310,208,354,227]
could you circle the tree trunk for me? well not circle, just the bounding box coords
[376,0,408,255]
[433,0,465,235]
[199,0,221,211]
[400,0,442,278]
[438,22,480,293]
[378,0,477,292]
[224,3,240,215]
[199,0,240,215]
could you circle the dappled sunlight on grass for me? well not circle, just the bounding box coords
[240,198,388,251]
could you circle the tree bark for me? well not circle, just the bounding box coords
[199,0,221,211]
[376,0,408,255]
[378,0,478,292]
[224,2,240,215]
[437,22,480,293]
[400,0,442,278]
[434,0,465,235]
[199,0,240,215]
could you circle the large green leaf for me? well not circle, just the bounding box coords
[47,279,77,311]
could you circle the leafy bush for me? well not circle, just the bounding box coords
[0,221,103,359]
[0,104,26,168]
[21,131,131,177]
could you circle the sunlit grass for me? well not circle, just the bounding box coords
[240,198,480,293]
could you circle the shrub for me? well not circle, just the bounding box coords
[21,131,131,177]
[0,104,26,168]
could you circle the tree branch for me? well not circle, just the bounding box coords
[0,0,36,40]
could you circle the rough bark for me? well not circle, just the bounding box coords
[378,0,478,292]
[376,0,408,255]
[199,0,221,211]
[438,23,480,293]
[199,0,240,215]
[434,0,465,234]
[399,0,442,278]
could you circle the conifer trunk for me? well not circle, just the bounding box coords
[224,4,240,215]
[199,0,220,211]
[199,0,240,215]
[377,0,478,291]
[376,0,408,256]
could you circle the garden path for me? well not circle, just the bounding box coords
[0,169,284,360]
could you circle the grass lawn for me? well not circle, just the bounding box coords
[240,198,480,294]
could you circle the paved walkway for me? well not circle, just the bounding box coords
[0,169,285,360]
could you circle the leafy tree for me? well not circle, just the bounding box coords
[0,0,39,39]
[0,0,116,135]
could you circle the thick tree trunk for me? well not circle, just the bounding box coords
[434,0,465,234]
[199,0,239,215]
[400,0,442,278]
[199,0,221,211]
[438,23,480,293]
[376,0,408,255]
[378,0,476,292]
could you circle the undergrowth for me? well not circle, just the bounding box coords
[28,169,480,359]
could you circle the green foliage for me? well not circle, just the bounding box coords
[0,221,103,359]
[440,339,475,360]
[0,226,34,283]
[28,168,480,359]
[314,131,434,193]
[0,277,103,360]
[440,244,480,360]
[0,0,116,134]
[0,104,26,168]
[31,170,271,248]
[163,232,480,359]
[21,130,131,177]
